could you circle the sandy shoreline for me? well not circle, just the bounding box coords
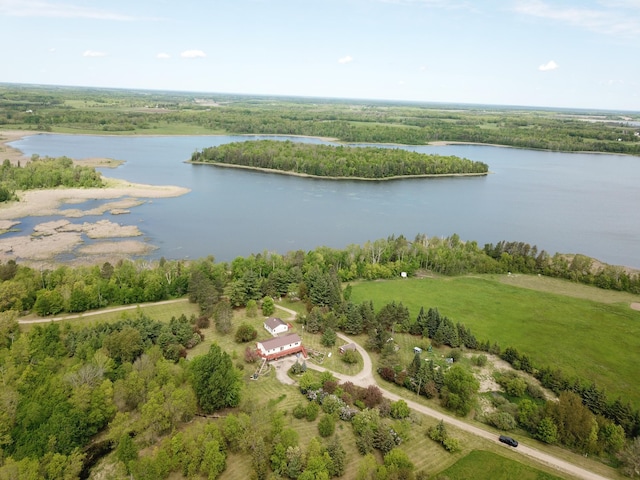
[189,160,489,180]
[0,130,190,266]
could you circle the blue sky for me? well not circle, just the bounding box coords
[1,0,639,111]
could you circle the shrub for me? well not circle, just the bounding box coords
[471,354,488,367]
[261,296,275,316]
[235,323,258,343]
[342,349,359,364]
[442,437,461,453]
[306,402,320,422]
[318,414,335,437]
[505,377,527,397]
[196,316,210,328]
[290,360,306,375]
[487,411,517,431]
[244,346,261,363]
[293,403,307,419]
[390,400,410,419]
[246,299,258,318]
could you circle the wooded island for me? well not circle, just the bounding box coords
[190,140,489,179]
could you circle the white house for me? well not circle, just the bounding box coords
[256,333,305,360]
[264,317,289,336]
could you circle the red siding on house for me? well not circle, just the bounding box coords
[256,333,306,360]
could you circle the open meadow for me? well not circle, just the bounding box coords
[349,274,640,408]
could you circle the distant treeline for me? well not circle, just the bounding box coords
[0,156,103,202]
[2,84,640,155]
[191,140,489,178]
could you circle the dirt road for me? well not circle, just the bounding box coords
[272,305,613,480]
[18,298,190,324]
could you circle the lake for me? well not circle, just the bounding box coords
[8,134,640,268]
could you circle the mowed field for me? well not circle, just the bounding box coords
[438,450,563,480]
[349,274,640,407]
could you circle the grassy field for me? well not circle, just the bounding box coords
[438,450,563,480]
[349,274,640,407]
[18,299,201,331]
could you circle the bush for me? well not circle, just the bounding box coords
[318,414,335,437]
[505,377,527,397]
[244,346,261,363]
[196,316,210,328]
[442,437,461,453]
[306,402,320,422]
[390,400,410,419]
[290,360,307,375]
[449,349,462,362]
[471,354,488,367]
[293,403,307,419]
[487,411,517,431]
[342,349,359,364]
[261,296,275,316]
[235,323,258,343]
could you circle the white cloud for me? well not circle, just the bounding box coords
[338,55,353,64]
[0,0,133,20]
[181,50,206,59]
[156,53,170,59]
[514,0,640,37]
[538,60,558,71]
[83,50,107,57]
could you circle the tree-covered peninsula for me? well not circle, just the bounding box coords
[190,140,489,179]
[0,156,104,202]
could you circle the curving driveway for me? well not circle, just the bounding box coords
[273,305,612,480]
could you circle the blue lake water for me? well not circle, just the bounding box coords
[8,134,640,268]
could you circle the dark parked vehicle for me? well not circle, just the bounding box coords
[499,435,518,447]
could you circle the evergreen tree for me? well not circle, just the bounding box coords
[425,307,441,338]
[190,344,242,413]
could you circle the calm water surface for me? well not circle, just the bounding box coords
[9,134,640,268]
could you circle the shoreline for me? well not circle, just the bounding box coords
[0,130,190,267]
[2,129,638,272]
[188,160,489,181]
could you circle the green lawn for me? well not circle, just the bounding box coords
[437,450,563,480]
[349,275,640,407]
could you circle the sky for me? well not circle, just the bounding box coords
[1,0,640,111]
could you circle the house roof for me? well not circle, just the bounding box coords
[258,333,301,350]
[339,343,357,351]
[264,317,287,329]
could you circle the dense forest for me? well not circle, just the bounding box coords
[2,84,640,155]
[190,140,489,178]
[0,156,104,202]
